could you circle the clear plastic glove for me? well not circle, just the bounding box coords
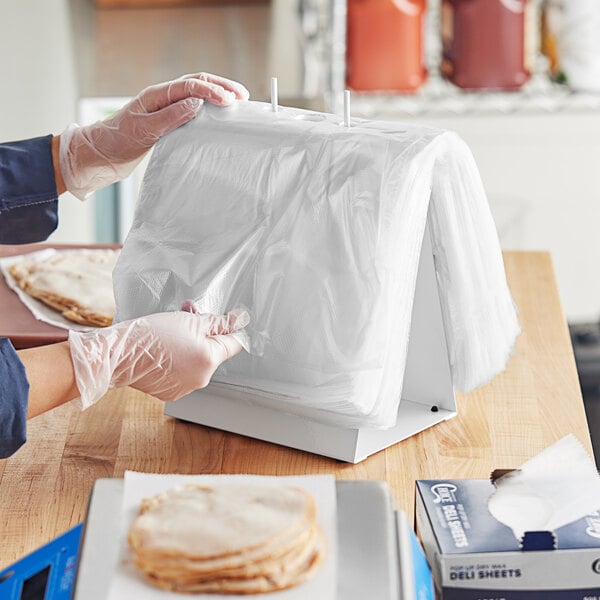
[59,72,250,200]
[68,308,250,410]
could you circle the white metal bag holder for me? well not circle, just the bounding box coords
[113,81,519,463]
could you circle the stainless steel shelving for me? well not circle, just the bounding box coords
[320,0,600,120]
[340,75,600,120]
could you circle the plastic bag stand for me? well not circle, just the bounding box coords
[165,221,457,463]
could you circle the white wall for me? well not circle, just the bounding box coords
[0,0,95,243]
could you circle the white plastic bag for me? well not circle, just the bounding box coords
[113,101,519,428]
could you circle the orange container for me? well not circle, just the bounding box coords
[346,0,427,92]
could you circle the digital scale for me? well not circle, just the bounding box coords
[0,480,434,600]
[0,524,82,600]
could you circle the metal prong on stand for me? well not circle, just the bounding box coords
[271,77,279,113]
[344,89,351,127]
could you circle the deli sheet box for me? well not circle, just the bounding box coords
[415,479,600,600]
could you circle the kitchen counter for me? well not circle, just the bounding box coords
[0,251,592,568]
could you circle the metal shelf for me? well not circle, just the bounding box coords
[322,0,600,120]
[337,75,600,120]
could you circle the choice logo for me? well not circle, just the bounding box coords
[592,559,600,575]
[431,483,457,504]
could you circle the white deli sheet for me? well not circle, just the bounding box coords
[0,248,116,332]
[107,471,337,600]
[488,434,600,542]
[113,100,520,428]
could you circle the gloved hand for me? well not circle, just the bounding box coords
[68,308,250,410]
[59,72,250,200]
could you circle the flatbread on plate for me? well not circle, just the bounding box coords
[8,249,118,327]
[128,483,326,594]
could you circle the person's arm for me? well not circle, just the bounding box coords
[0,72,249,457]
[68,310,245,410]
[17,309,246,416]
[0,309,246,458]
[51,135,66,196]
[57,72,249,200]
[0,339,29,458]
[0,72,248,245]
[0,136,59,244]
[17,341,78,419]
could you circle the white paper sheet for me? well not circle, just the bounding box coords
[107,471,337,600]
[488,434,600,541]
[0,248,115,332]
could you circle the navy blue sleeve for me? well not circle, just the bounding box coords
[0,338,29,458]
[0,135,59,244]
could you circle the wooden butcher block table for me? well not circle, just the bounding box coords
[0,249,593,568]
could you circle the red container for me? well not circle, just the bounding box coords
[441,0,531,91]
[346,0,427,92]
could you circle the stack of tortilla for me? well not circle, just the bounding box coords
[128,483,326,594]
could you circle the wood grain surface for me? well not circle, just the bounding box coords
[0,251,593,569]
